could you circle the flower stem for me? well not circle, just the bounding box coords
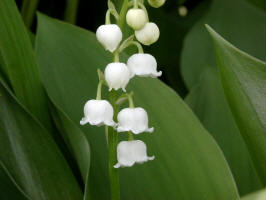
[96,81,103,100]
[133,0,138,8]
[64,0,79,24]
[138,2,149,21]
[21,0,39,28]
[107,1,132,198]
[105,9,112,24]
[128,132,134,140]
[128,94,135,108]
[119,41,144,54]
[108,89,120,200]
[113,50,120,62]
[117,0,129,28]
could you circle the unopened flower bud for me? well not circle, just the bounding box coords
[147,0,166,8]
[117,107,154,134]
[80,100,116,127]
[104,63,130,92]
[126,9,148,30]
[114,140,155,168]
[96,24,122,52]
[127,53,162,78]
[135,22,160,45]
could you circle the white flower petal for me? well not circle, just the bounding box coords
[104,63,130,91]
[114,140,154,168]
[133,140,155,163]
[80,100,116,127]
[96,24,122,52]
[127,53,162,78]
[135,22,160,45]
[117,107,154,134]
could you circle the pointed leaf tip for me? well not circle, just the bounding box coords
[207,26,266,185]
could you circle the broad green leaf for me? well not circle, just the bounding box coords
[181,0,266,89]
[0,162,29,200]
[241,188,266,200]
[36,14,239,200]
[50,105,90,182]
[185,66,262,195]
[50,104,90,199]
[206,25,266,185]
[0,0,51,129]
[0,81,83,199]
[180,0,266,194]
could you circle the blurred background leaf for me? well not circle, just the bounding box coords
[36,14,239,200]
[247,0,266,12]
[181,0,266,89]
[207,25,266,185]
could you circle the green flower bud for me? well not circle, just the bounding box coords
[126,9,148,30]
[147,0,166,8]
[135,22,160,45]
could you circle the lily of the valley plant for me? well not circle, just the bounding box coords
[80,0,164,198]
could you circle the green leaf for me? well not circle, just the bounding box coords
[180,0,266,193]
[206,25,266,185]
[0,162,29,200]
[0,81,83,199]
[185,66,262,195]
[0,0,51,129]
[50,104,90,199]
[36,14,239,199]
[241,188,266,200]
[181,0,266,89]
[50,105,90,183]
[247,0,266,12]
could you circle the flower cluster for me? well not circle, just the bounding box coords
[81,0,164,168]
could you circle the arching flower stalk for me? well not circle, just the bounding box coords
[80,0,164,199]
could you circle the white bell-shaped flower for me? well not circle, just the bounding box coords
[117,107,154,134]
[114,140,155,168]
[127,53,162,78]
[104,62,130,92]
[135,22,159,45]
[96,24,122,52]
[80,100,116,127]
[126,8,148,30]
